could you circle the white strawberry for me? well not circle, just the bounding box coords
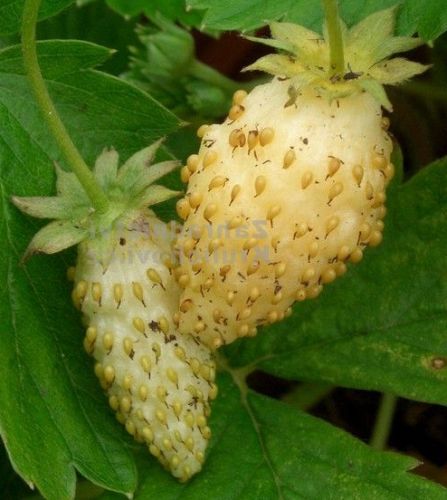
[175,8,428,349]
[13,143,217,481]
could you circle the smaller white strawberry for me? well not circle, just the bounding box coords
[13,143,218,481]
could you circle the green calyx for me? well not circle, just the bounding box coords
[12,141,180,260]
[244,7,429,110]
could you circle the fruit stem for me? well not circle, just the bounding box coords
[21,0,109,214]
[282,382,335,411]
[370,392,398,450]
[190,59,247,93]
[322,0,345,77]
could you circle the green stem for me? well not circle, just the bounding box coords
[21,0,109,214]
[322,0,345,76]
[283,382,335,412]
[370,393,398,451]
[190,59,243,93]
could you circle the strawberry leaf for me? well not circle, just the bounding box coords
[0,0,74,36]
[187,0,447,41]
[0,40,179,499]
[227,155,447,408]
[98,373,446,499]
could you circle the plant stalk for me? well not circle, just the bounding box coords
[322,0,345,76]
[21,0,109,214]
[370,393,398,450]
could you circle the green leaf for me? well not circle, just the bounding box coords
[106,0,203,27]
[99,373,446,499]
[0,40,179,499]
[227,156,447,407]
[187,0,447,41]
[0,0,74,36]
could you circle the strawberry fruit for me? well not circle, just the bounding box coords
[175,8,428,349]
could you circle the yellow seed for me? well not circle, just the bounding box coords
[368,230,383,247]
[301,171,313,189]
[123,374,133,391]
[247,130,259,150]
[204,203,218,221]
[138,384,148,401]
[83,337,94,354]
[231,184,241,204]
[178,274,190,288]
[113,284,123,305]
[228,215,243,229]
[132,317,145,334]
[120,396,131,413]
[208,175,227,190]
[350,247,363,263]
[194,321,205,333]
[373,154,387,169]
[103,332,114,351]
[187,154,199,172]
[296,289,306,301]
[184,413,195,428]
[132,282,144,303]
[307,284,323,299]
[149,444,160,457]
[326,216,340,235]
[123,337,133,356]
[142,426,153,442]
[352,165,364,186]
[381,117,390,130]
[321,268,337,284]
[376,220,385,231]
[359,222,371,241]
[158,316,169,334]
[237,325,250,337]
[75,280,87,301]
[140,356,151,373]
[203,150,218,168]
[233,89,247,105]
[173,401,183,418]
[285,307,293,318]
[372,191,386,208]
[146,268,163,286]
[103,365,115,384]
[180,299,193,313]
[272,291,282,305]
[167,368,178,386]
[157,386,167,401]
[189,191,203,209]
[209,383,219,400]
[283,149,296,169]
[197,124,209,138]
[243,237,258,251]
[274,262,286,278]
[294,222,308,238]
[377,206,387,219]
[335,261,347,276]
[267,205,281,223]
[365,181,374,200]
[255,175,267,196]
[92,282,102,303]
[176,198,190,220]
[94,362,103,379]
[247,260,260,275]
[271,235,280,252]
[156,409,167,425]
[66,266,76,281]
[195,451,205,463]
[239,307,252,320]
[86,326,97,343]
[226,291,235,305]
[228,104,244,120]
[249,287,260,301]
[229,129,241,147]
[267,311,278,323]
[328,157,341,177]
[219,265,231,278]
[337,245,351,261]
[328,182,343,203]
[174,346,186,361]
[180,166,190,183]
[259,127,274,146]
[302,267,316,282]
[185,436,194,451]
[308,241,319,258]
[384,163,395,181]
[109,395,119,411]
